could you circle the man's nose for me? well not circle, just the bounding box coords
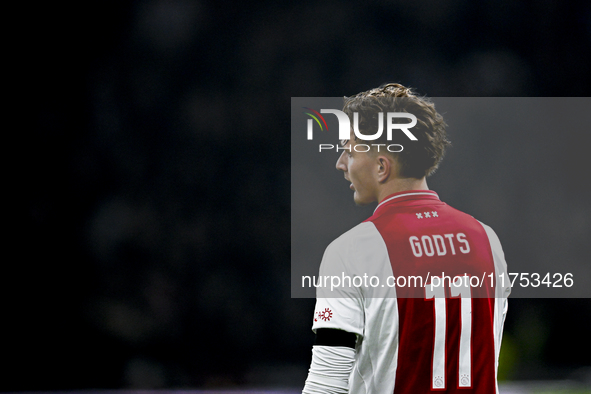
[336,151,347,172]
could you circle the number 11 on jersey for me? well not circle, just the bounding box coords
[425,277,472,390]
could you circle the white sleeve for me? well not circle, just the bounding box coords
[311,230,366,337]
[302,345,356,394]
[305,223,390,393]
[479,221,510,380]
[479,221,511,299]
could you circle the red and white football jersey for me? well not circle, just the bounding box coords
[312,190,510,393]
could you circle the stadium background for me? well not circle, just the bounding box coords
[13,0,591,392]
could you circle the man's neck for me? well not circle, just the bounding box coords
[377,177,429,203]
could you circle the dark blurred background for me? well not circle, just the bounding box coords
[12,0,591,391]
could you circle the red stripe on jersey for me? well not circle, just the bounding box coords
[366,191,497,393]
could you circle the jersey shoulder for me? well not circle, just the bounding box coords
[320,220,391,279]
[325,221,379,253]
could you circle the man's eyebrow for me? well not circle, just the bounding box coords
[340,139,349,147]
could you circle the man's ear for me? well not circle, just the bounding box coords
[376,155,392,183]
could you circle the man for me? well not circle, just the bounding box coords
[302,84,510,393]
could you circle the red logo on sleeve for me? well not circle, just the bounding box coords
[315,308,333,322]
